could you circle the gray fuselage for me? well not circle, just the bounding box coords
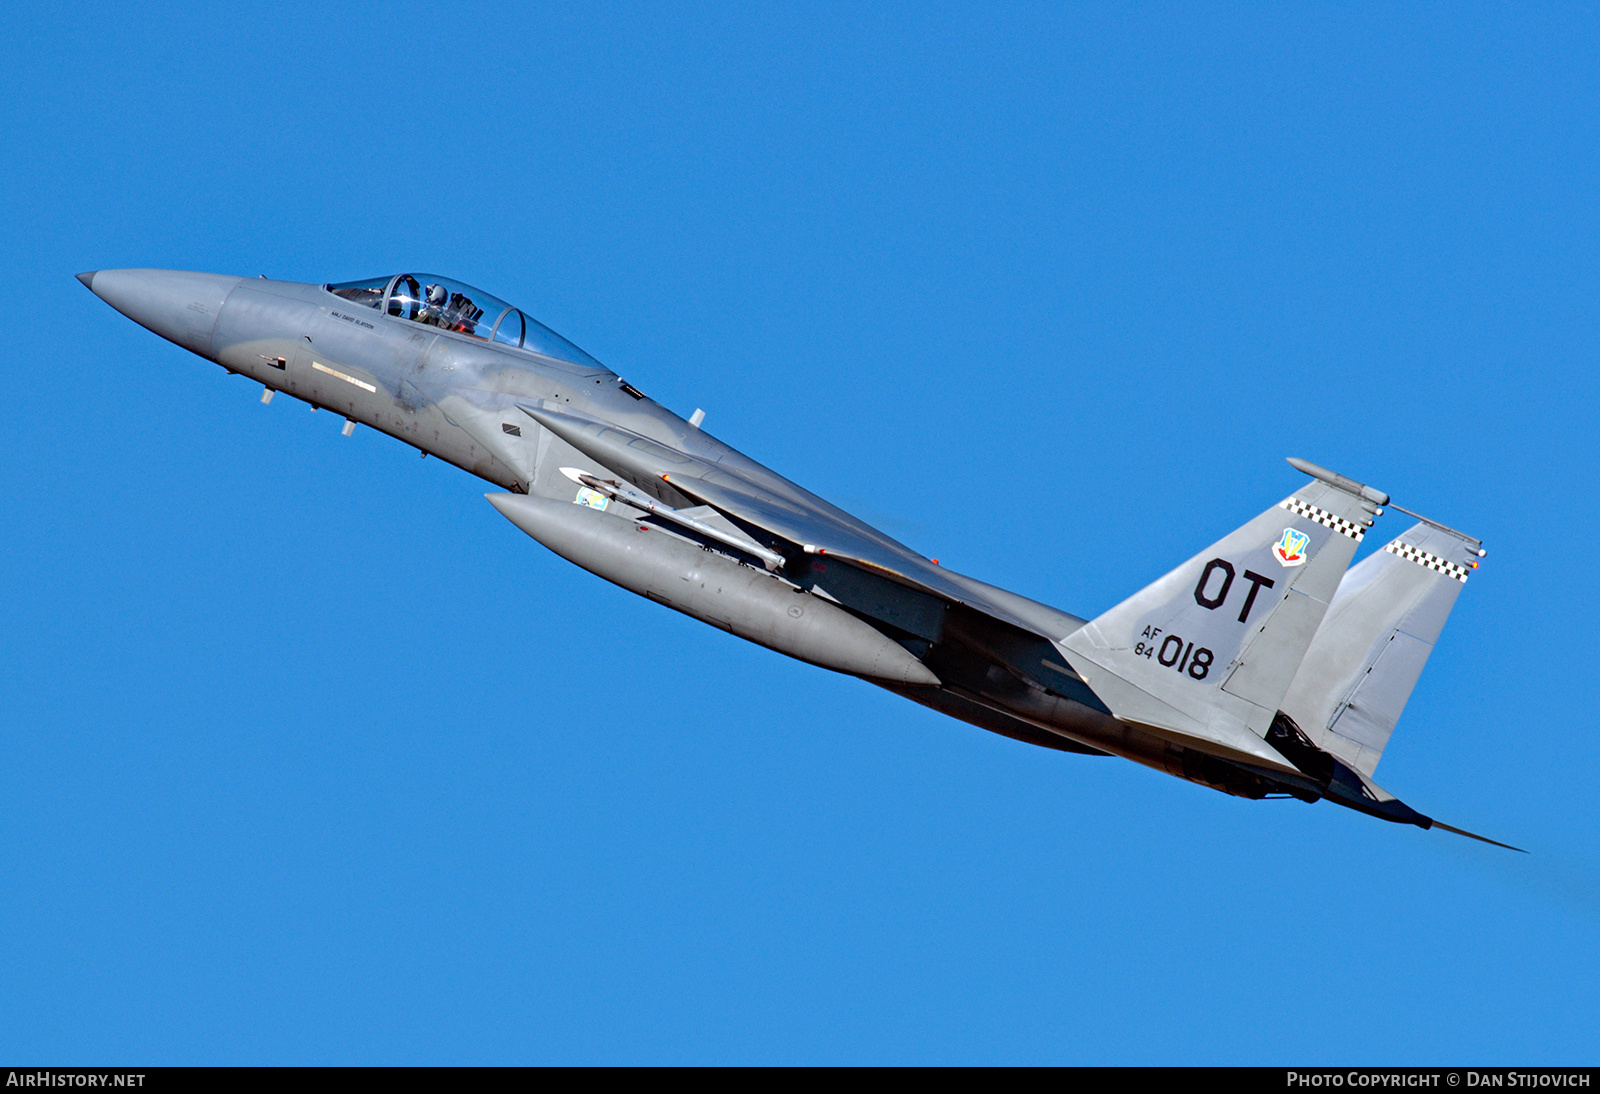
[81,268,1407,820]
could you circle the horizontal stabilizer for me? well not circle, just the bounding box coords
[1319,761,1525,851]
[1431,821,1526,853]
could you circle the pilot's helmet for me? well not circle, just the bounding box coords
[425,284,448,307]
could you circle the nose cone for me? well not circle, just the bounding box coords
[78,268,245,358]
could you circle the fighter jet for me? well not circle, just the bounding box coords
[77,268,1515,849]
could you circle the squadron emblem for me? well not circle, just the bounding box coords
[575,486,610,511]
[1272,527,1310,567]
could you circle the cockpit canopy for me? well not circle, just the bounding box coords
[326,274,602,368]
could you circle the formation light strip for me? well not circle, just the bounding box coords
[312,361,377,393]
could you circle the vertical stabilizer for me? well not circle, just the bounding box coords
[1279,520,1483,777]
[1060,460,1383,768]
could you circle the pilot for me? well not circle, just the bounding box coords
[418,283,449,326]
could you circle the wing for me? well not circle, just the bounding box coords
[518,403,1085,643]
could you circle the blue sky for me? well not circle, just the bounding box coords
[3,2,1597,1063]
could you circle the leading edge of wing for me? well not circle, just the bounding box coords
[519,403,1085,642]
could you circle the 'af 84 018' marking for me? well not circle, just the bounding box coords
[1134,626,1214,680]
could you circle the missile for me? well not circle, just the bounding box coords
[557,466,787,571]
[487,493,941,687]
